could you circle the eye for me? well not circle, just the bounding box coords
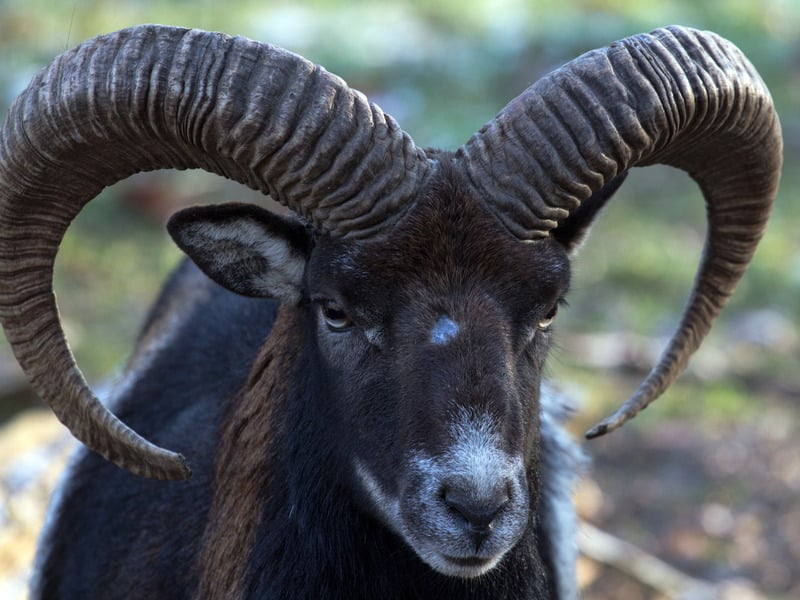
[537,303,560,330]
[319,300,353,331]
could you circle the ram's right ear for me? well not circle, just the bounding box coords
[167,203,312,304]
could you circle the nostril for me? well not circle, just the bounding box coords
[443,486,509,532]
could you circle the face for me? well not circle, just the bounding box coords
[304,181,571,578]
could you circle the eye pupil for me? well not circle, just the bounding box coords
[538,304,559,330]
[321,301,352,331]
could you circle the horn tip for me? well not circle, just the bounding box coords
[585,409,635,439]
[119,449,192,481]
[584,423,607,440]
[174,455,193,481]
[152,453,193,481]
[584,384,659,440]
[584,396,644,439]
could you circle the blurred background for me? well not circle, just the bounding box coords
[0,0,797,598]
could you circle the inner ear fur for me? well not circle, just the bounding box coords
[167,203,312,303]
[552,171,628,255]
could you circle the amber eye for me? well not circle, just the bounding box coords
[538,304,559,330]
[320,300,353,331]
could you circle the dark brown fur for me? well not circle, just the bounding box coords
[199,306,303,598]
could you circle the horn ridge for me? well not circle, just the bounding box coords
[0,24,427,478]
[457,25,782,435]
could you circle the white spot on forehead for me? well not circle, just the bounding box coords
[430,316,460,345]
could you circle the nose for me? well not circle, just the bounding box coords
[443,484,509,544]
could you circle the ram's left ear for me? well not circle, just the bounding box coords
[551,171,628,255]
[167,203,312,304]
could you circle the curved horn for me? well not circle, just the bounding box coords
[0,25,431,479]
[457,26,782,436]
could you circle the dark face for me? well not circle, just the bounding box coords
[170,163,582,578]
[305,177,571,577]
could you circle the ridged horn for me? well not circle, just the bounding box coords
[0,25,431,479]
[457,26,782,436]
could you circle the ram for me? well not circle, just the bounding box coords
[0,25,781,599]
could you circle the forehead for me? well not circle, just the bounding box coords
[308,179,570,314]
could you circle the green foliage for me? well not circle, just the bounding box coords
[54,185,182,379]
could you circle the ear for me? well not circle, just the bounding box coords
[551,171,628,255]
[167,203,312,304]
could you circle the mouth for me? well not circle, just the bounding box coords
[439,553,498,577]
[355,436,530,580]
